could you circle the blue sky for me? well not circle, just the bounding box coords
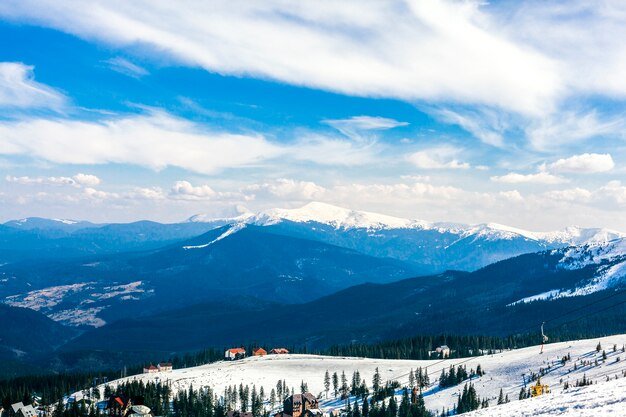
[0,0,625,230]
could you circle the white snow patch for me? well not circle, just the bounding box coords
[4,282,94,310]
[52,218,79,225]
[49,307,107,327]
[183,223,247,249]
[90,281,146,300]
[509,289,562,306]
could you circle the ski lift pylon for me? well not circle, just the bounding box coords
[540,322,548,354]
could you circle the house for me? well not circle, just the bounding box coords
[225,347,246,360]
[226,411,253,417]
[11,403,37,417]
[143,364,159,373]
[253,347,267,356]
[107,396,132,417]
[127,405,153,417]
[274,393,319,417]
[158,362,173,372]
[270,348,289,354]
[435,345,450,358]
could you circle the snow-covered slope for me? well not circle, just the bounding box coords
[464,376,626,416]
[512,238,626,304]
[85,334,626,416]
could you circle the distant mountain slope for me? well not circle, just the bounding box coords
[0,304,78,361]
[0,220,225,262]
[193,202,626,272]
[1,225,420,327]
[64,239,626,353]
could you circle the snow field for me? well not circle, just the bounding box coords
[89,334,626,415]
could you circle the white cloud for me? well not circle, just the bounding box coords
[499,190,524,202]
[0,0,561,115]
[170,181,216,199]
[0,62,66,110]
[503,1,626,100]
[547,153,615,174]
[0,112,283,174]
[323,116,408,140]
[5,173,101,187]
[407,147,470,170]
[431,107,507,147]
[72,173,101,186]
[544,187,593,203]
[526,111,625,151]
[245,179,327,201]
[104,57,149,78]
[491,171,567,185]
[0,112,385,174]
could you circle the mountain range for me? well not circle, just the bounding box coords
[2,202,626,373]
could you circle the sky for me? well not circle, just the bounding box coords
[0,0,625,230]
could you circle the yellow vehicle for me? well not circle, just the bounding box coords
[531,378,550,397]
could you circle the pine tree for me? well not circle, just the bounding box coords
[497,388,504,405]
[270,389,276,409]
[373,368,381,392]
[398,389,410,417]
[341,372,349,399]
[409,369,415,388]
[333,372,339,398]
[362,396,369,417]
[324,371,331,398]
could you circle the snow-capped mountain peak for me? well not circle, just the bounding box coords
[257,201,429,230]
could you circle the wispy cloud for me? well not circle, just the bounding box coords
[526,110,625,151]
[0,0,561,115]
[491,171,567,185]
[104,57,149,78]
[323,116,408,140]
[407,146,471,170]
[6,173,100,187]
[0,62,66,110]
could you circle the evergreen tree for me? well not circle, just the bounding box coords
[324,371,331,398]
[333,373,339,398]
[373,368,381,392]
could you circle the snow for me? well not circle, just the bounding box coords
[464,376,626,416]
[183,223,247,249]
[187,202,626,246]
[4,283,94,310]
[52,218,79,225]
[87,334,626,416]
[48,306,107,327]
[3,280,150,327]
[509,290,562,306]
[257,202,428,230]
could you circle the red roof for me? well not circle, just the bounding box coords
[145,364,158,370]
[228,348,246,354]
